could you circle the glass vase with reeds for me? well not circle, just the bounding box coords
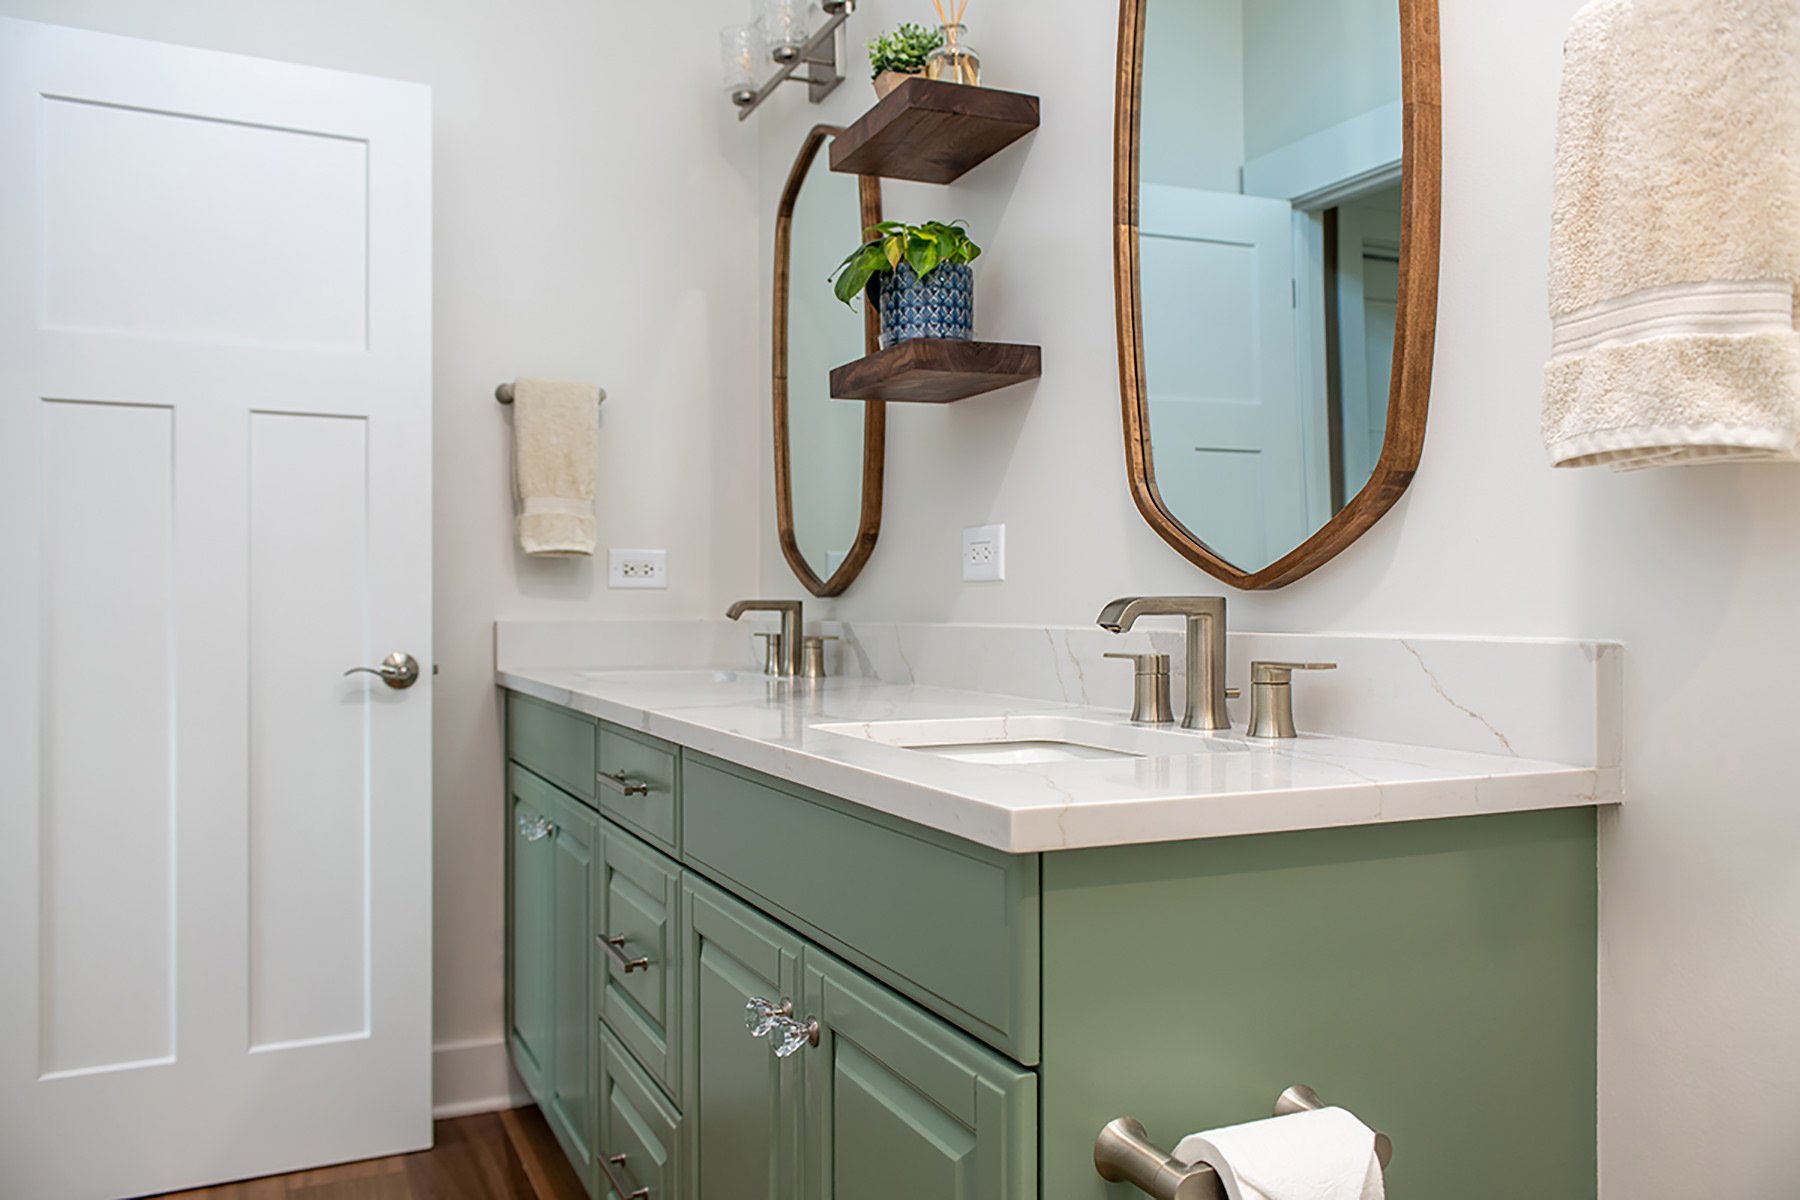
[925,0,981,86]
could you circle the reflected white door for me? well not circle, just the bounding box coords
[0,19,433,1199]
[1138,184,1309,571]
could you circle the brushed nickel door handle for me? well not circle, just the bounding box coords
[343,651,421,690]
[598,933,651,974]
[597,770,651,797]
[599,1153,650,1200]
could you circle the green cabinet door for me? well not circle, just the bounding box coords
[683,875,802,1200]
[545,787,599,1190]
[800,947,1037,1200]
[508,766,557,1106]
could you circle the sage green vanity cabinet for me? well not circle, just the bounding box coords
[503,689,1600,1200]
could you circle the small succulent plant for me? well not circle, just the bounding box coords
[866,23,944,78]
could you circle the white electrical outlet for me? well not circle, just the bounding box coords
[608,549,668,590]
[962,524,1005,582]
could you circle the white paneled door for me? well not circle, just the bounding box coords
[0,20,434,1199]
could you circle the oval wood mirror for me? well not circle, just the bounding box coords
[774,125,885,597]
[1114,0,1441,588]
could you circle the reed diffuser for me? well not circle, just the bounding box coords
[925,0,981,86]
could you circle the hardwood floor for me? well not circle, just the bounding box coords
[143,1107,588,1200]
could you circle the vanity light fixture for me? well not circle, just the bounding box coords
[722,0,855,119]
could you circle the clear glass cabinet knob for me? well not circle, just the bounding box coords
[745,996,791,1037]
[771,1016,821,1058]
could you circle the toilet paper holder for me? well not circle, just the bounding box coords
[1093,1084,1394,1200]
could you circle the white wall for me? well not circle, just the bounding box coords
[0,0,762,1112]
[1241,0,1401,160]
[1140,0,1243,192]
[756,3,1800,1195]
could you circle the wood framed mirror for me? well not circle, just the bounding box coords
[774,125,885,597]
[1114,0,1441,589]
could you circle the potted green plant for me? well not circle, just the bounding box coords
[831,220,982,347]
[866,23,943,99]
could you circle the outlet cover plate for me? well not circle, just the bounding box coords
[608,548,668,590]
[962,524,1005,582]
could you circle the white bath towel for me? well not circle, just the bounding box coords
[511,378,603,556]
[1542,0,1800,470]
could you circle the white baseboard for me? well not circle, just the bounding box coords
[433,1036,531,1118]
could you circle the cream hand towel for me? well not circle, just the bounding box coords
[1543,0,1800,470]
[1173,1108,1385,1200]
[511,378,603,556]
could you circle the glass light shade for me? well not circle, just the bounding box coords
[758,0,809,57]
[720,22,766,95]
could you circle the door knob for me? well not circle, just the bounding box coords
[344,651,421,690]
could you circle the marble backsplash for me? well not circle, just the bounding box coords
[496,619,1621,770]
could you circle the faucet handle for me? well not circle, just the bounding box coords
[800,636,838,680]
[754,631,784,676]
[1104,652,1174,725]
[1249,661,1337,685]
[1246,661,1336,738]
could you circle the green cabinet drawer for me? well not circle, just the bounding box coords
[509,692,598,803]
[597,725,680,854]
[598,1027,682,1200]
[801,945,1038,1200]
[682,875,803,1200]
[598,822,683,1105]
[683,755,1040,1064]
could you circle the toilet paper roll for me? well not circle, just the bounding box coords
[1172,1106,1385,1200]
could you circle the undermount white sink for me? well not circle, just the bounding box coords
[812,715,1246,765]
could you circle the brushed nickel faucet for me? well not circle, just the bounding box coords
[727,599,803,677]
[1096,596,1231,731]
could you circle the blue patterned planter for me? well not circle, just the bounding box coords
[876,262,974,347]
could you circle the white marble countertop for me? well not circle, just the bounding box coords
[498,665,1618,854]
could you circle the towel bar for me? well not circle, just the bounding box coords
[1094,1085,1392,1200]
[495,383,515,405]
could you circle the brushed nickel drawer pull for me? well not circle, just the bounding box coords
[599,1152,650,1200]
[599,933,651,974]
[598,770,651,797]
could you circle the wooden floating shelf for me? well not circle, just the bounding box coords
[829,78,1040,184]
[830,339,1042,404]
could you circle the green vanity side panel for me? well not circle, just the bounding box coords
[683,754,1040,1064]
[1038,809,1598,1200]
[802,945,1037,1200]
